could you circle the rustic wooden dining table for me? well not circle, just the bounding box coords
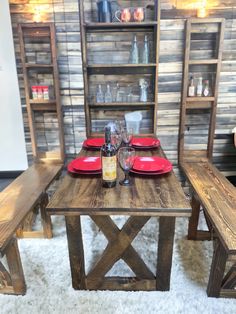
[47,145,191,291]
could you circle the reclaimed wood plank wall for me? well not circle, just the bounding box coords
[9,0,236,180]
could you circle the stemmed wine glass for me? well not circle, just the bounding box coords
[121,127,133,146]
[118,147,135,186]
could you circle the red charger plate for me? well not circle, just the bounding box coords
[67,161,101,175]
[85,138,105,147]
[133,156,170,172]
[71,157,101,171]
[130,164,172,176]
[131,137,160,148]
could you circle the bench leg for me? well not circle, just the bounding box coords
[2,238,26,295]
[16,193,53,239]
[188,194,201,240]
[207,239,228,298]
[40,193,53,239]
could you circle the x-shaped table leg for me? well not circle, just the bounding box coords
[65,215,176,291]
[90,216,154,280]
[86,216,152,289]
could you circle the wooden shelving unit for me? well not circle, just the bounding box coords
[18,23,65,163]
[178,18,225,164]
[79,0,160,136]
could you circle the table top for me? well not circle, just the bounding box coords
[47,147,191,217]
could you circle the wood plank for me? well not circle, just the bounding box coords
[189,59,219,65]
[5,238,26,295]
[65,216,86,290]
[47,147,191,217]
[207,239,228,297]
[86,277,156,291]
[86,216,150,289]
[156,216,175,291]
[0,163,62,253]
[181,161,236,253]
[188,194,201,240]
[91,216,155,279]
[85,22,158,30]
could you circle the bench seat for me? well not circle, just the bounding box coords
[181,160,236,297]
[0,162,62,294]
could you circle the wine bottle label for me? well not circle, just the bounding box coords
[203,88,209,96]
[188,86,195,97]
[102,156,117,181]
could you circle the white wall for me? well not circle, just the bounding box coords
[0,0,28,171]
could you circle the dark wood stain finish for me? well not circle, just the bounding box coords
[47,146,190,291]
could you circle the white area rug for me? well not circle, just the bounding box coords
[0,214,236,314]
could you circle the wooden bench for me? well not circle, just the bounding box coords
[181,160,236,298]
[0,162,62,295]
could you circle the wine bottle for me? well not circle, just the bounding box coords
[203,80,210,96]
[197,77,203,97]
[101,126,117,188]
[188,76,195,97]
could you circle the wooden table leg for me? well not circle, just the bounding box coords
[65,216,86,290]
[156,216,175,291]
[207,239,228,297]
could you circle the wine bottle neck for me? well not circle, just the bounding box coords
[105,128,111,144]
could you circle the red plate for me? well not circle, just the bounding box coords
[131,137,160,148]
[85,138,105,147]
[71,157,101,171]
[133,156,170,172]
[130,164,172,176]
[83,141,101,150]
[67,161,101,175]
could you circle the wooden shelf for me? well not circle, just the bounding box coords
[90,102,155,108]
[31,102,57,111]
[87,64,157,68]
[189,59,218,65]
[19,23,65,162]
[178,18,225,164]
[79,0,160,136]
[87,64,157,75]
[25,63,53,68]
[186,103,212,109]
[22,29,50,38]
[186,97,215,102]
[85,22,158,30]
[29,99,56,104]
[30,99,57,111]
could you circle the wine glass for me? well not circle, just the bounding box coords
[118,147,135,186]
[111,132,122,150]
[121,127,133,146]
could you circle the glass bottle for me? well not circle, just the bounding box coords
[141,35,149,64]
[188,76,195,97]
[139,78,148,102]
[104,84,112,103]
[203,80,210,97]
[96,84,104,103]
[127,85,133,102]
[101,126,117,188]
[197,77,203,97]
[116,83,125,102]
[129,35,139,64]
